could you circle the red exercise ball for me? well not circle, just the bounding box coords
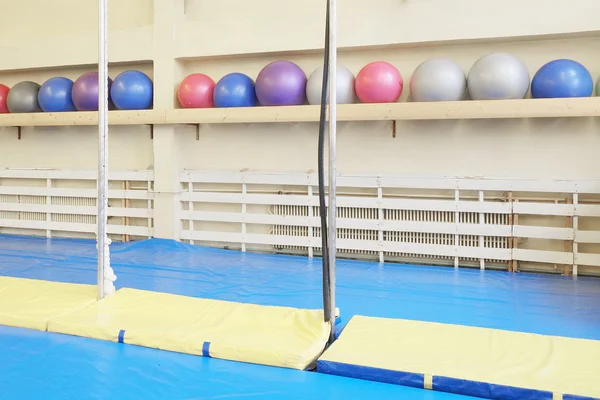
[0,84,10,113]
[177,74,216,108]
[355,61,403,103]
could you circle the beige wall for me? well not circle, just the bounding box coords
[0,0,152,39]
[0,0,599,246]
[0,0,153,70]
[181,0,600,56]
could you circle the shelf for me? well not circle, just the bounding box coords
[0,110,165,127]
[167,98,600,124]
[0,98,599,128]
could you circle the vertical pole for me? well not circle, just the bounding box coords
[572,193,579,277]
[327,0,337,342]
[97,0,109,300]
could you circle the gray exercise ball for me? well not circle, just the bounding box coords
[467,52,530,100]
[7,81,42,113]
[409,58,466,102]
[306,65,355,105]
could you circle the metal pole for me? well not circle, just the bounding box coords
[327,0,337,340]
[97,0,109,300]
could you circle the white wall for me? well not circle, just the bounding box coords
[181,0,600,56]
[0,0,152,39]
[0,0,153,70]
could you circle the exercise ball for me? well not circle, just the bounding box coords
[531,59,593,98]
[467,52,530,100]
[355,61,403,103]
[7,81,42,113]
[72,72,113,111]
[306,65,355,105]
[213,73,257,108]
[38,77,76,112]
[111,70,153,110]
[0,84,9,113]
[177,73,215,108]
[410,58,466,102]
[255,61,307,106]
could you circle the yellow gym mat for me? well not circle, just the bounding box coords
[0,276,97,331]
[318,315,600,400]
[48,288,330,370]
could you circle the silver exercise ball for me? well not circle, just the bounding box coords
[467,52,530,100]
[306,65,355,105]
[409,58,466,102]
[7,81,42,113]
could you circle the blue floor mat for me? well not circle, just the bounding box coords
[0,234,598,340]
[0,325,479,400]
[1,234,599,399]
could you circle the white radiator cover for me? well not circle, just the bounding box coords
[272,205,510,267]
[180,170,600,276]
[0,169,154,240]
[1,168,599,277]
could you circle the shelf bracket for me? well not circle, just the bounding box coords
[392,120,396,138]
[149,124,154,140]
[185,123,200,140]
[15,126,21,140]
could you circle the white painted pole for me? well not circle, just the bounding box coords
[97,0,113,299]
[327,0,337,336]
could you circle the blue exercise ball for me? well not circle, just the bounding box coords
[111,70,153,110]
[531,59,593,98]
[213,73,257,108]
[38,77,76,112]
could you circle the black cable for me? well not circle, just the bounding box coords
[318,1,332,326]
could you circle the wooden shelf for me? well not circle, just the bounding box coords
[168,98,600,124]
[0,98,599,128]
[0,110,166,127]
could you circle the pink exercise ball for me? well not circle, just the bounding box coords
[355,61,403,103]
[178,73,216,108]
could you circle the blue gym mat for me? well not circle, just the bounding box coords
[0,234,599,399]
[0,234,598,339]
[0,325,478,400]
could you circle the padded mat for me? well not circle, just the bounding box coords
[0,324,480,400]
[48,287,330,370]
[0,276,96,331]
[318,315,600,400]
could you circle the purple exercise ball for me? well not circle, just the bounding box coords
[255,61,307,106]
[72,72,114,111]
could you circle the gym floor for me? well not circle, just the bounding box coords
[1,234,599,399]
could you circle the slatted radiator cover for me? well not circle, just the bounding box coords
[0,169,154,240]
[181,171,600,276]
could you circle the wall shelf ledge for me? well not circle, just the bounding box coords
[0,98,599,128]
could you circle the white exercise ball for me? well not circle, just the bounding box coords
[306,65,355,105]
[409,58,466,102]
[467,52,530,100]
